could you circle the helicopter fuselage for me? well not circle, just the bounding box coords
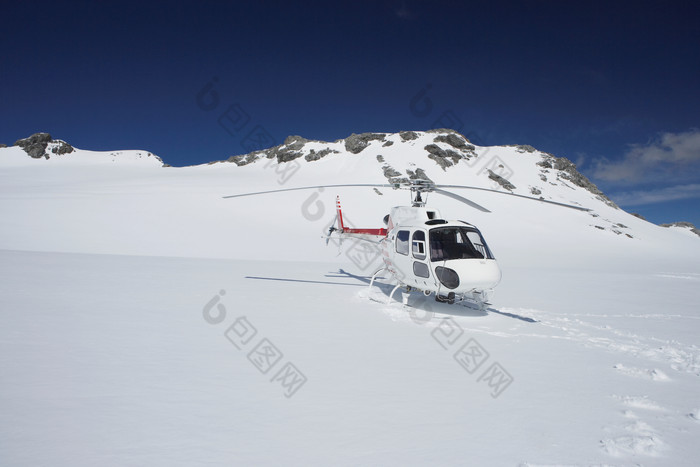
[377,206,502,303]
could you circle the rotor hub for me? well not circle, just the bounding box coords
[409,179,434,207]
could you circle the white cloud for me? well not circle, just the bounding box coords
[610,183,700,206]
[593,129,700,183]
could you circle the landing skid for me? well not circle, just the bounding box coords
[456,291,491,311]
[433,290,490,311]
[367,268,491,311]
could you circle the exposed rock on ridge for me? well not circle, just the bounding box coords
[537,153,617,208]
[344,133,387,154]
[222,130,619,213]
[661,222,700,237]
[13,132,75,159]
[422,132,476,170]
[227,135,341,166]
[487,170,516,191]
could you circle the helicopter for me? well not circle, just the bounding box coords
[223,179,589,309]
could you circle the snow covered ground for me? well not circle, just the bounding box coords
[1,132,699,465]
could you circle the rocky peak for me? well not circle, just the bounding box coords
[537,153,617,208]
[13,133,74,159]
[344,133,387,154]
[215,129,623,217]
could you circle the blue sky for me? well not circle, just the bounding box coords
[2,1,699,226]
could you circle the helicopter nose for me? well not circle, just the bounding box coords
[436,260,502,292]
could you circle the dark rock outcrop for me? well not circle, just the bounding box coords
[51,141,74,155]
[381,164,402,180]
[406,168,432,183]
[424,144,463,170]
[433,133,474,152]
[487,170,516,191]
[538,153,617,208]
[660,222,700,237]
[13,133,76,159]
[427,128,460,135]
[267,135,309,162]
[227,135,340,166]
[344,133,386,154]
[15,132,53,159]
[510,144,536,153]
[305,148,337,162]
[399,131,418,141]
[661,221,694,228]
[228,150,264,166]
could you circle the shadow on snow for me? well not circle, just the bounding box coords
[245,269,537,324]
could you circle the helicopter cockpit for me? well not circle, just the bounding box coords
[429,226,494,262]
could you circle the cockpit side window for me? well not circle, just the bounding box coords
[465,230,489,259]
[396,230,410,255]
[412,230,426,260]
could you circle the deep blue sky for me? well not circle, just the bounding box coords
[2,1,699,226]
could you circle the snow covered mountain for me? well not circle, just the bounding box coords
[2,130,698,263]
[1,131,699,466]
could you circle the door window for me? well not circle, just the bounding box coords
[412,230,427,260]
[396,230,410,255]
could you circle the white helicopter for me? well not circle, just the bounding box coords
[223,179,589,309]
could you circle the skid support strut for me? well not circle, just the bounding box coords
[388,283,402,304]
[368,267,387,292]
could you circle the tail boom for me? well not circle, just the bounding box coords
[335,196,387,237]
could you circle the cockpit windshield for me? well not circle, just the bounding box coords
[429,227,494,261]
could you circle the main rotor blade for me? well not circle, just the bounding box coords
[223,180,591,212]
[435,184,591,212]
[433,188,491,213]
[222,183,396,199]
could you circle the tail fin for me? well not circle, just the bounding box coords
[333,195,388,237]
[335,196,346,232]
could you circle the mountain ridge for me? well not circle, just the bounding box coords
[3,130,698,238]
[4,130,614,205]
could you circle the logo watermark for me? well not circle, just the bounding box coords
[431,316,513,398]
[297,187,383,272]
[322,211,382,272]
[409,83,466,133]
[264,156,301,185]
[196,77,278,156]
[408,83,514,191]
[196,77,308,187]
[202,290,307,399]
[386,263,514,399]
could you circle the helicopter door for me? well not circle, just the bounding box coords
[392,229,413,284]
[411,230,430,279]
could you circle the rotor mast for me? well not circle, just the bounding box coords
[410,179,432,207]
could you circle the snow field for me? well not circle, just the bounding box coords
[1,132,699,465]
